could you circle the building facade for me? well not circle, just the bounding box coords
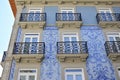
[1,0,120,80]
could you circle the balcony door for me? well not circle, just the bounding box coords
[28,9,42,21]
[24,34,39,42]
[63,33,79,53]
[18,69,37,80]
[23,34,39,54]
[107,33,120,52]
[61,8,74,21]
[63,34,78,42]
[98,8,114,21]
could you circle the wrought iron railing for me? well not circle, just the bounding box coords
[2,51,7,62]
[105,41,120,55]
[13,42,45,54]
[56,13,82,21]
[96,13,120,23]
[20,13,46,22]
[57,41,88,54]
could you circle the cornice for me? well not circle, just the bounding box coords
[9,0,120,17]
[16,0,120,5]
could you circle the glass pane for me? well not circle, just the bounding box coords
[29,11,34,13]
[67,75,73,80]
[35,12,40,21]
[108,37,114,41]
[71,37,77,41]
[62,11,67,13]
[66,69,82,72]
[25,37,31,42]
[20,70,36,73]
[100,11,105,13]
[28,12,34,21]
[106,11,111,13]
[68,11,73,13]
[76,75,82,80]
[20,75,26,80]
[32,38,38,42]
[106,12,113,21]
[115,37,120,41]
[29,75,35,80]
[36,11,40,13]
[64,37,70,41]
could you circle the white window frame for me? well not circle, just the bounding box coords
[118,67,120,78]
[61,8,74,13]
[65,68,85,80]
[24,33,40,42]
[62,32,79,41]
[29,8,42,13]
[18,69,37,80]
[107,32,120,41]
[98,8,112,13]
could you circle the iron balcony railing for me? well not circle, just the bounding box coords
[2,51,7,62]
[13,42,45,54]
[105,41,120,55]
[20,13,46,22]
[96,13,120,23]
[57,41,88,54]
[56,13,82,21]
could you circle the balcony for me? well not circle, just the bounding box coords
[57,41,88,62]
[13,42,45,63]
[56,13,82,28]
[105,41,120,61]
[96,13,120,28]
[19,13,46,29]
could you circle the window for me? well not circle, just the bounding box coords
[107,33,120,41]
[23,34,39,53]
[18,69,37,80]
[65,68,85,80]
[118,68,120,78]
[63,33,78,42]
[24,34,39,42]
[28,9,42,21]
[63,33,79,53]
[61,8,74,13]
[98,8,114,21]
[61,8,75,21]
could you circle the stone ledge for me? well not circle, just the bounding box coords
[12,54,44,63]
[99,21,120,28]
[57,53,88,62]
[18,22,46,29]
[108,53,120,61]
[56,21,82,28]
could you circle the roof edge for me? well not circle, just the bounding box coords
[9,0,17,17]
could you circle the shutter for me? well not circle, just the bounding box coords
[16,27,22,42]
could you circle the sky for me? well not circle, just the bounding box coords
[0,0,14,77]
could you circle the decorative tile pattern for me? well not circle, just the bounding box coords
[41,27,61,80]
[81,26,116,80]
